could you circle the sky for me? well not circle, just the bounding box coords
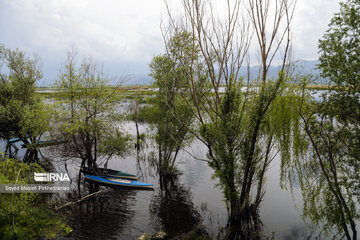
[0,0,341,85]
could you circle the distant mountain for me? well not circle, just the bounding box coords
[124,74,154,86]
[289,59,329,84]
[123,60,329,86]
[236,59,328,84]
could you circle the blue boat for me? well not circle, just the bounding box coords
[8,138,21,144]
[85,175,154,190]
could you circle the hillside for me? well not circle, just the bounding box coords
[123,60,328,86]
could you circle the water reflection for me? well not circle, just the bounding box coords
[4,142,19,158]
[0,117,316,239]
[149,175,203,237]
[1,139,30,161]
[67,183,137,240]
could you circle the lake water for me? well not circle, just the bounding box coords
[28,120,310,240]
[0,100,316,240]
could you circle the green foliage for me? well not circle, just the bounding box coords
[318,0,360,178]
[318,0,360,93]
[269,83,308,189]
[200,79,245,205]
[54,51,131,168]
[284,1,360,238]
[148,31,201,175]
[318,0,360,168]
[281,68,359,239]
[0,157,68,240]
[99,129,132,157]
[0,46,52,143]
[292,101,359,238]
[129,104,159,124]
[200,73,302,213]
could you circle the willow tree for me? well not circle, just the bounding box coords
[54,49,130,171]
[162,0,296,238]
[283,1,360,239]
[0,46,52,162]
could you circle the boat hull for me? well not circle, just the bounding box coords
[85,175,154,190]
[80,167,137,180]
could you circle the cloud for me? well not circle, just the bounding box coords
[292,0,340,60]
[1,0,165,62]
[0,0,342,84]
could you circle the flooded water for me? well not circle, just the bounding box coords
[16,120,308,240]
[0,104,314,240]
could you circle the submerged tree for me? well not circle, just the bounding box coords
[148,31,202,176]
[54,48,130,171]
[161,0,296,238]
[283,1,360,239]
[0,46,52,162]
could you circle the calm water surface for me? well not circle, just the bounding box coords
[0,103,314,240]
[32,120,309,240]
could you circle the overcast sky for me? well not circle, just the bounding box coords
[0,0,341,85]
